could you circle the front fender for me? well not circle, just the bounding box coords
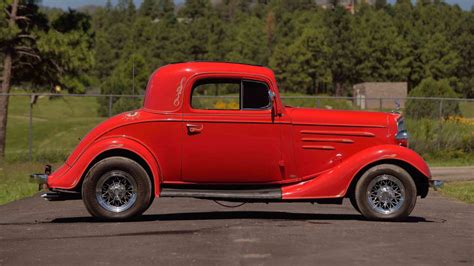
[47,136,162,196]
[282,145,431,199]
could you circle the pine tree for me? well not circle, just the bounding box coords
[352,7,410,82]
[452,12,474,97]
[324,6,356,96]
[227,17,269,65]
[287,27,332,94]
[407,3,460,87]
[0,0,94,157]
[139,0,158,18]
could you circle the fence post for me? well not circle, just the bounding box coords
[316,98,320,108]
[438,99,444,120]
[108,96,113,117]
[379,98,383,111]
[437,99,444,151]
[28,94,34,162]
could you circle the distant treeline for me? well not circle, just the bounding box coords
[3,0,473,98]
[83,0,472,99]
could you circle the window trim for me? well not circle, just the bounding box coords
[190,78,241,110]
[189,78,271,111]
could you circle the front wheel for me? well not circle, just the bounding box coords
[82,157,152,221]
[355,164,417,221]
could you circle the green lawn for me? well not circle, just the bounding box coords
[439,181,474,204]
[5,95,105,162]
[0,162,43,205]
[1,95,106,204]
[425,154,474,167]
[459,101,474,118]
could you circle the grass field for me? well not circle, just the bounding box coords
[1,95,105,204]
[440,181,474,204]
[0,162,44,205]
[5,95,105,162]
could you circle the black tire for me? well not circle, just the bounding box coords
[82,157,152,221]
[355,164,417,221]
[349,195,360,213]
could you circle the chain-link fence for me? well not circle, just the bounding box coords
[1,93,473,162]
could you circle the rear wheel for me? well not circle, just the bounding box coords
[82,157,152,221]
[355,164,417,221]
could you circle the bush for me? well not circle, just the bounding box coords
[280,93,354,110]
[406,78,460,119]
[111,97,142,115]
[406,118,473,157]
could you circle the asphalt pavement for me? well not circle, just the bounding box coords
[0,189,472,265]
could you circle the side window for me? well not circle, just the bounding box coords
[191,79,240,110]
[242,80,270,109]
[191,78,270,110]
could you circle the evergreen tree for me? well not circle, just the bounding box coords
[286,27,332,94]
[407,3,460,87]
[406,78,460,119]
[227,17,269,65]
[375,0,387,9]
[452,11,473,97]
[353,8,409,82]
[324,6,356,95]
[139,0,158,18]
[0,0,93,157]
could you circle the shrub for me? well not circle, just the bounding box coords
[406,78,460,119]
[111,97,142,115]
[406,118,473,157]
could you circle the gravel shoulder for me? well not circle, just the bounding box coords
[431,166,474,182]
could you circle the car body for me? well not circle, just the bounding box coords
[31,62,442,221]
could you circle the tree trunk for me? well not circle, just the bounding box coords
[0,0,19,158]
[0,53,12,158]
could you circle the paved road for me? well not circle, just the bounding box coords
[0,191,472,265]
[431,166,474,182]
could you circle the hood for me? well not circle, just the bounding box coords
[286,107,392,128]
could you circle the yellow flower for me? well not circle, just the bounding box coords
[214,101,227,109]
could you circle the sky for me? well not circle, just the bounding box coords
[40,0,473,11]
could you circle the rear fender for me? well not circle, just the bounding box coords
[47,136,162,196]
[282,145,431,199]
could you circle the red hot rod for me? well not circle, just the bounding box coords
[31,62,442,221]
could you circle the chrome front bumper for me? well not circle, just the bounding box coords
[429,180,444,191]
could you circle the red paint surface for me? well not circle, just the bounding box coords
[47,62,431,199]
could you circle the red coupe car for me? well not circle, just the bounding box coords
[31,62,442,221]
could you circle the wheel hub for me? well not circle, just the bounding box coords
[95,171,138,213]
[367,174,405,215]
[109,183,126,198]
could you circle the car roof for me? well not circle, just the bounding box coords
[143,61,276,112]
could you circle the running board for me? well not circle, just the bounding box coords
[160,187,282,201]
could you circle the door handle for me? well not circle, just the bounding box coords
[186,123,203,134]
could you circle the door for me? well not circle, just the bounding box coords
[182,78,282,183]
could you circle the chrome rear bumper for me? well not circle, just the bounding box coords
[429,180,444,191]
[30,165,51,190]
[30,173,48,184]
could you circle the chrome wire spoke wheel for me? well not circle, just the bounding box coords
[95,171,138,213]
[367,174,405,215]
